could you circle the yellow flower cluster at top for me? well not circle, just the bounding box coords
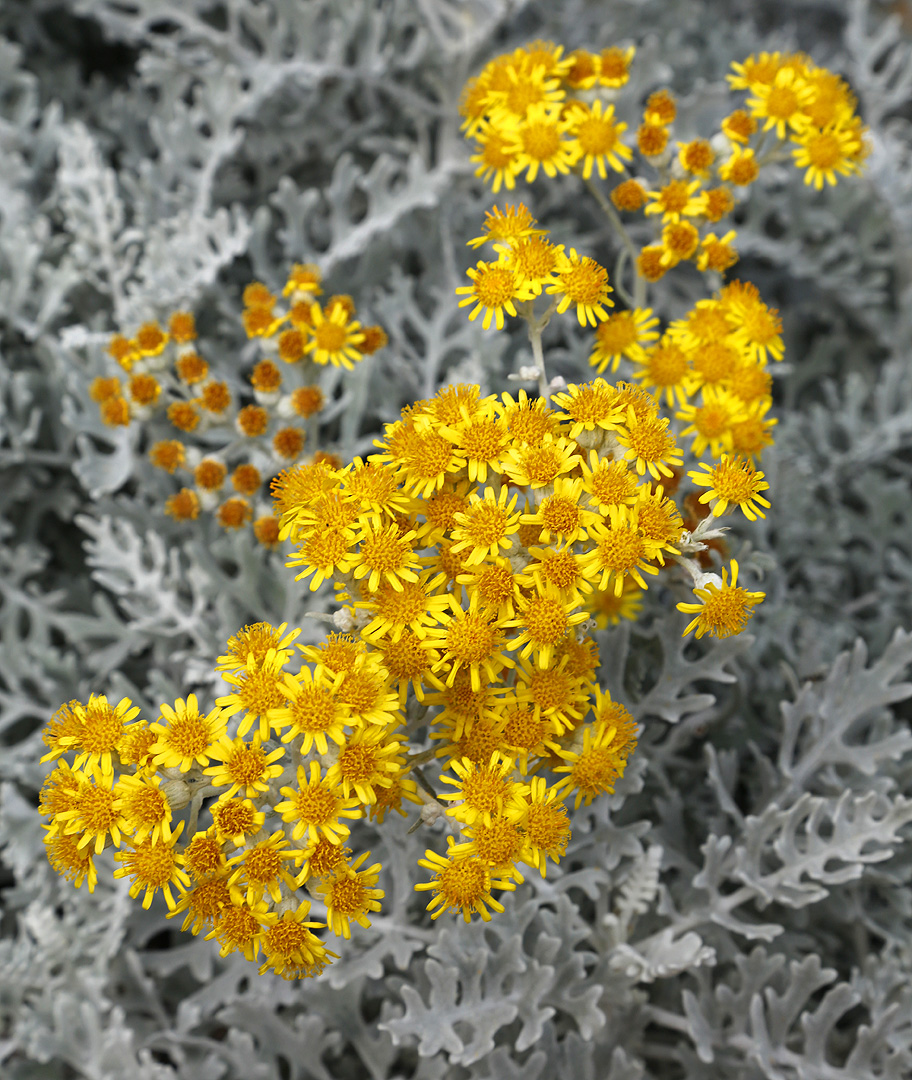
[461,42,868,283]
[88,264,387,545]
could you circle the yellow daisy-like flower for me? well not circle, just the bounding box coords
[524,477,598,545]
[450,486,522,565]
[506,776,570,876]
[216,647,289,739]
[677,559,765,638]
[226,830,303,904]
[631,338,693,406]
[500,434,581,488]
[415,841,516,921]
[550,378,624,440]
[510,101,580,182]
[727,51,784,92]
[113,824,189,909]
[258,902,336,979]
[747,65,814,139]
[41,694,142,778]
[204,734,285,800]
[676,386,747,458]
[697,231,739,274]
[54,770,126,855]
[351,523,421,593]
[270,664,350,755]
[206,896,275,961]
[689,455,771,520]
[304,302,364,368]
[274,760,362,846]
[149,695,226,773]
[497,233,563,296]
[449,815,527,876]
[589,308,661,374]
[616,405,683,479]
[470,119,523,194]
[791,124,861,189]
[581,504,662,596]
[438,404,511,483]
[719,145,759,187]
[439,752,527,828]
[505,585,590,668]
[467,203,541,249]
[455,258,526,331]
[313,851,384,939]
[43,828,98,892]
[216,621,301,675]
[210,797,266,848]
[644,178,703,223]
[115,772,174,846]
[322,725,404,803]
[553,722,631,808]
[598,45,635,88]
[546,248,614,326]
[585,576,645,628]
[356,570,450,642]
[565,99,632,178]
[430,597,514,692]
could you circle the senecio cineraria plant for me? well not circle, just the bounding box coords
[38,40,869,988]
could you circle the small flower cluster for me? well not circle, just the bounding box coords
[40,622,413,979]
[88,264,387,544]
[461,42,868,281]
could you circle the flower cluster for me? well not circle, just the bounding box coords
[462,43,868,282]
[88,264,387,544]
[39,623,411,979]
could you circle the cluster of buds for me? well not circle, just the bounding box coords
[88,264,387,543]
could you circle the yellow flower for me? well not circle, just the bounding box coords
[584,577,644,628]
[510,102,580,182]
[500,433,581,488]
[467,203,541,249]
[677,559,765,638]
[747,66,814,139]
[546,248,614,326]
[216,648,289,739]
[439,752,527,828]
[506,776,570,875]
[270,664,350,755]
[322,725,404,803]
[676,386,747,458]
[350,523,421,593]
[523,477,598,544]
[455,258,526,330]
[505,585,590,668]
[304,302,364,368]
[581,504,662,596]
[689,455,771,520]
[115,772,174,846]
[697,231,739,274]
[313,852,384,939]
[589,308,660,374]
[791,124,862,189]
[631,338,693,406]
[226,830,303,904]
[598,45,635,88]
[415,841,516,921]
[113,824,189,909]
[565,99,632,178]
[450,486,522,565]
[274,760,362,845]
[41,694,141,778]
[644,179,703,223]
[553,722,631,808]
[550,378,624,439]
[615,405,683,479]
[43,828,98,892]
[470,119,523,193]
[149,695,226,772]
[204,734,285,799]
[356,570,450,642]
[430,597,513,692]
[258,902,336,979]
[216,622,301,674]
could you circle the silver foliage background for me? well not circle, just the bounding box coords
[2,0,912,1077]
